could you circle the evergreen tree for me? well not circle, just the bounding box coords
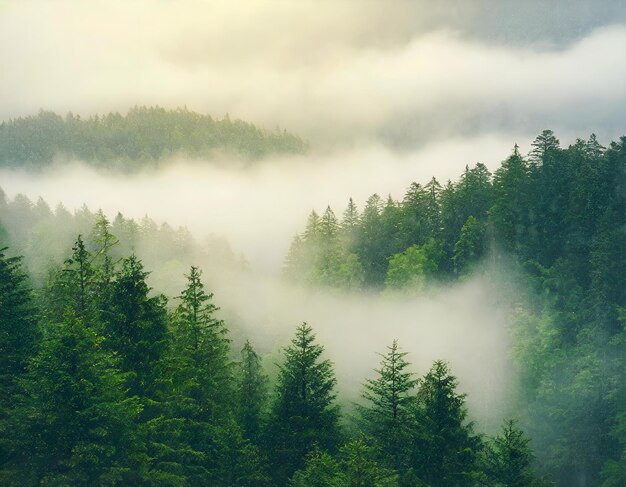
[0,249,40,471]
[265,323,341,484]
[338,440,399,487]
[529,130,560,167]
[453,215,486,275]
[48,235,97,322]
[148,265,236,482]
[341,197,360,250]
[483,419,537,487]
[9,313,140,485]
[91,210,119,289]
[236,340,269,444]
[359,340,417,471]
[100,255,169,399]
[289,449,341,487]
[411,360,480,486]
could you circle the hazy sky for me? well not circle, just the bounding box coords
[1,0,625,148]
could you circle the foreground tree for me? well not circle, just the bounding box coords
[0,249,39,470]
[483,419,537,487]
[100,255,169,399]
[236,340,269,444]
[359,340,417,471]
[9,313,140,485]
[412,360,481,486]
[147,265,248,484]
[265,323,341,484]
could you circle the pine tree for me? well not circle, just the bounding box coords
[48,235,97,323]
[91,210,119,289]
[359,340,417,471]
[338,440,399,487]
[100,255,169,399]
[529,130,560,167]
[412,360,480,486]
[10,313,140,485]
[0,249,40,471]
[147,265,242,484]
[341,197,360,249]
[453,215,486,275]
[265,323,341,484]
[483,419,537,487]
[236,340,269,444]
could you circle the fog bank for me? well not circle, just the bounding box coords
[0,134,527,272]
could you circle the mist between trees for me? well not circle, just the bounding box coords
[0,129,624,485]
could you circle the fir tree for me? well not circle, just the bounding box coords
[483,419,537,487]
[236,340,269,444]
[0,249,40,471]
[412,360,480,486]
[100,255,169,399]
[359,340,417,471]
[265,323,341,484]
[10,313,140,485]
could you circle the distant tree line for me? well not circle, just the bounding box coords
[0,106,307,169]
[0,218,547,485]
[284,131,626,486]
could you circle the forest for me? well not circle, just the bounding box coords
[1,129,624,486]
[0,107,307,169]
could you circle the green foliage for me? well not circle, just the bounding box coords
[236,340,269,444]
[453,215,486,275]
[359,340,417,470]
[412,360,481,486]
[100,255,169,399]
[482,419,537,487]
[0,248,39,470]
[265,323,341,484]
[0,107,307,169]
[385,241,440,291]
[290,441,398,487]
[9,313,141,485]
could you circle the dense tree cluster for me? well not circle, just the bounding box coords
[285,131,626,485]
[0,218,546,485]
[0,192,245,292]
[0,106,307,169]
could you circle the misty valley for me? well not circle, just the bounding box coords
[0,108,624,487]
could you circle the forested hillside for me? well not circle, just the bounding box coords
[284,131,626,485]
[0,106,307,169]
[0,221,545,485]
[0,130,624,486]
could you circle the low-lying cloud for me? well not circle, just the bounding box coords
[1,1,624,147]
[0,134,529,272]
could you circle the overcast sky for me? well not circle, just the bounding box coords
[1,0,625,148]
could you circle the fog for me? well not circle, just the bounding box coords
[1,134,528,272]
[0,137,525,430]
[1,1,625,147]
[216,268,517,432]
[2,0,622,436]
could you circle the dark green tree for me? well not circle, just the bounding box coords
[483,419,537,487]
[412,360,480,486]
[265,323,341,484]
[100,255,169,399]
[147,265,237,483]
[47,235,97,323]
[236,340,269,444]
[0,249,40,471]
[359,340,417,471]
[9,313,140,485]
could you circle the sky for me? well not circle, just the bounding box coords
[1,0,625,149]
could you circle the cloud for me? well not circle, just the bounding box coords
[1,1,624,147]
[0,133,529,272]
